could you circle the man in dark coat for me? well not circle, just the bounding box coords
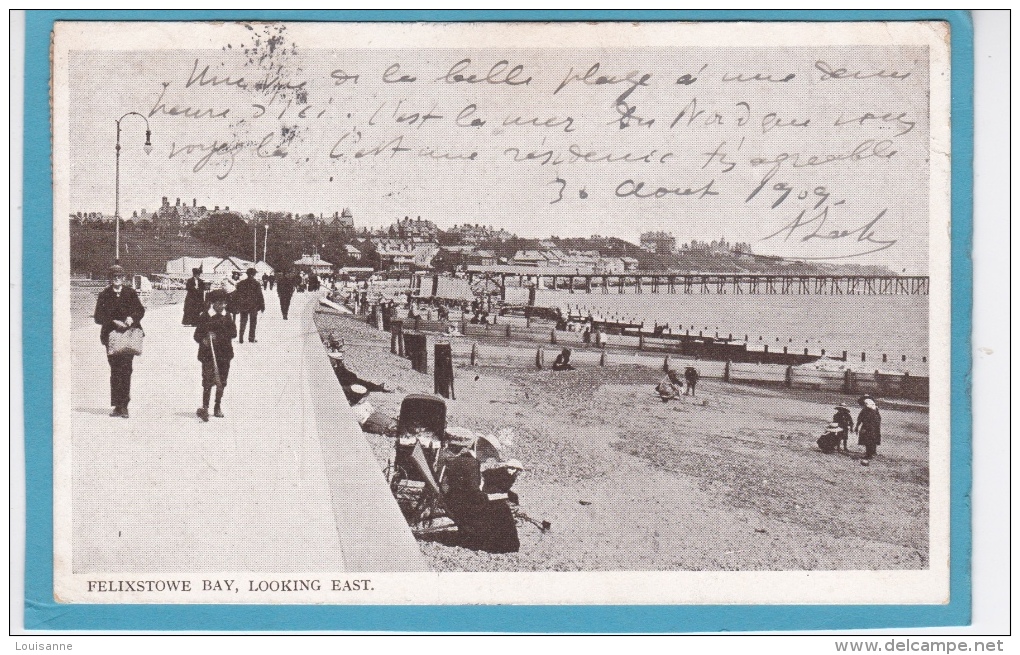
[232,267,265,343]
[856,395,882,460]
[193,290,236,421]
[181,267,205,327]
[93,264,145,418]
[276,270,296,320]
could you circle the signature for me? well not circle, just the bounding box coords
[761,206,898,259]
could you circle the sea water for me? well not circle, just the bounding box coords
[533,290,930,373]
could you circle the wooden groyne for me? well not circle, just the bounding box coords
[324,302,929,403]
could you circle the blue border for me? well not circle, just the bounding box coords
[23,9,973,633]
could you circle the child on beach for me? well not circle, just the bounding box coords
[194,289,236,422]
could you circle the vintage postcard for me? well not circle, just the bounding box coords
[47,18,957,613]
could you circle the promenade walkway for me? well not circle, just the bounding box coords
[68,291,425,573]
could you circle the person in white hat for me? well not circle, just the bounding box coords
[856,395,882,461]
[93,264,145,418]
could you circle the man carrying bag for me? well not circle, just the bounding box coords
[93,264,145,418]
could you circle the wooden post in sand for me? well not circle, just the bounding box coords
[536,348,544,369]
[663,355,670,372]
[434,343,455,399]
[599,350,607,367]
[390,319,404,356]
[405,332,428,373]
[550,329,557,345]
[724,360,731,382]
[470,342,478,366]
[785,365,793,388]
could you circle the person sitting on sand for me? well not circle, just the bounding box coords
[441,437,520,553]
[656,369,684,402]
[552,348,574,371]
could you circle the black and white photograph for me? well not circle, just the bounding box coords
[51,20,952,605]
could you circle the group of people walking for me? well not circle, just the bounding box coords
[94,263,307,422]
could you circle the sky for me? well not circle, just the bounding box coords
[62,22,937,272]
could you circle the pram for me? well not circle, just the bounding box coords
[384,395,531,549]
[385,394,449,530]
[387,394,446,482]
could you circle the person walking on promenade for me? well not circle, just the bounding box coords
[93,264,145,418]
[855,395,882,462]
[832,403,855,453]
[277,269,296,320]
[233,267,265,343]
[684,365,700,396]
[181,267,205,327]
[194,289,236,421]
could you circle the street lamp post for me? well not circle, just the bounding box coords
[114,112,153,264]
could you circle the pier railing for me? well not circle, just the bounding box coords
[464,268,930,297]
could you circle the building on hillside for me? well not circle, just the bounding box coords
[327,208,356,233]
[511,250,560,267]
[373,239,415,270]
[371,238,439,271]
[640,231,677,255]
[465,249,497,267]
[393,215,439,241]
[593,257,621,274]
[680,238,753,255]
[445,223,514,244]
[620,256,640,271]
[433,245,476,271]
[293,253,334,276]
[344,244,362,261]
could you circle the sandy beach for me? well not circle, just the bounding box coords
[314,309,929,573]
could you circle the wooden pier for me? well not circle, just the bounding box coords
[462,267,930,299]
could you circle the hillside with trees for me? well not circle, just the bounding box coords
[69,222,242,278]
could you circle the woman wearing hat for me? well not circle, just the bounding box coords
[181,267,205,327]
[856,395,882,461]
[93,264,145,418]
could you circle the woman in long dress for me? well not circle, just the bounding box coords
[856,396,882,460]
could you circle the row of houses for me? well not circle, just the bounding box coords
[510,249,639,273]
